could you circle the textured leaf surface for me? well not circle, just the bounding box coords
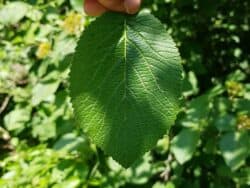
[70,12,182,167]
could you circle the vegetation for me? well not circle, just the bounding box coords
[0,0,249,187]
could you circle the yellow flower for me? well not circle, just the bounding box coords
[36,42,51,59]
[225,80,244,98]
[62,12,83,35]
[237,114,250,130]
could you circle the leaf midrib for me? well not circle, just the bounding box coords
[123,18,128,122]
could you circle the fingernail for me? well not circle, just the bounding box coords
[124,0,141,14]
[124,0,131,14]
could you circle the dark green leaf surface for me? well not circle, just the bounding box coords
[219,132,250,171]
[70,12,183,167]
[170,128,200,164]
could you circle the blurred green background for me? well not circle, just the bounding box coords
[0,0,249,187]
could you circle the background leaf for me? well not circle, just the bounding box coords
[70,0,83,12]
[0,2,29,25]
[219,132,250,171]
[170,128,200,164]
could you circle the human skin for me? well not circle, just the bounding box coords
[84,0,141,16]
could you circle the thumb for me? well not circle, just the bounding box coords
[124,0,141,14]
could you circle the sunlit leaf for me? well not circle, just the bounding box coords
[70,12,183,167]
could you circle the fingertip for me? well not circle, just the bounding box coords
[124,0,141,14]
[84,0,107,16]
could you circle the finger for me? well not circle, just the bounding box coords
[98,0,125,12]
[84,0,107,16]
[124,0,141,14]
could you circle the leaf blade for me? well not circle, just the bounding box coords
[70,12,183,167]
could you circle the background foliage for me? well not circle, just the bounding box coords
[0,0,249,187]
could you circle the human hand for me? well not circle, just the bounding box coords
[84,0,141,16]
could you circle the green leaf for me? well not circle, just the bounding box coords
[153,182,175,188]
[0,2,29,25]
[234,99,250,113]
[214,114,236,132]
[125,154,155,184]
[70,0,83,12]
[53,133,90,154]
[32,79,60,106]
[51,36,76,61]
[4,107,31,132]
[32,121,57,141]
[219,132,250,171]
[180,94,211,128]
[182,71,199,97]
[170,128,200,164]
[70,12,183,167]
